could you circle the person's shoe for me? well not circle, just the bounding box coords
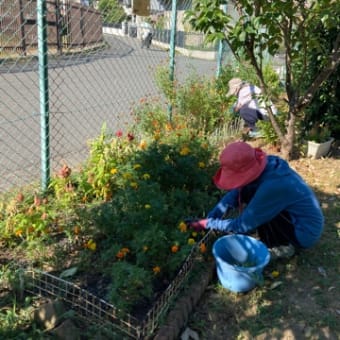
[269,244,295,260]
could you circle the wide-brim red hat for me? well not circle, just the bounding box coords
[213,142,267,190]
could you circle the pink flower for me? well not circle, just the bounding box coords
[115,130,123,137]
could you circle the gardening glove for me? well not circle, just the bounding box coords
[207,197,232,219]
[185,218,208,232]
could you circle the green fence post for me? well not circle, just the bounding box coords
[168,0,177,121]
[37,0,50,192]
[216,3,227,78]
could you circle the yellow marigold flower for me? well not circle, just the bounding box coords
[171,244,179,253]
[199,243,207,253]
[121,247,130,254]
[191,231,197,238]
[178,221,187,232]
[110,168,118,175]
[139,140,147,150]
[144,204,151,209]
[87,240,96,251]
[130,182,138,189]
[142,173,150,180]
[123,173,133,180]
[154,133,161,141]
[198,162,205,168]
[133,164,142,170]
[179,146,190,156]
[188,238,196,245]
[153,266,161,274]
[271,270,280,278]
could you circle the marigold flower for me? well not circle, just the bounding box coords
[110,168,118,175]
[144,204,151,209]
[143,246,149,252]
[123,173,132,179]
[139,140,147,150]
[153,266,161,274]
[271,270,280,278]
[188,238,196,245]
[178,221,187,232]
[179,146,190,156]
[74,225,81,235]
[142,173,150,180]
[198,162,205,168]
[121,247,130,254]
[15,229,23,237]
[116,250,125,259]
[171,244,179,253]
[133,164,142,170]
[86,240,96,251]
[130,182,138,189]
[191,231,198,238]
[199,243,207,253]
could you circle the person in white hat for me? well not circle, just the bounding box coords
[227,78,277,135]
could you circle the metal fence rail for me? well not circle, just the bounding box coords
[25,230,216,339]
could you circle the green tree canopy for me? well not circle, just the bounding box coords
[185,0,340,159]
[99,0,126,23]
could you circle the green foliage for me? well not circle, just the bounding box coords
[184,0,340,158]
[0,74,242,317]
[98,0,126,23]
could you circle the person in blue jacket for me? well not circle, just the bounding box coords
[188,141,324,257]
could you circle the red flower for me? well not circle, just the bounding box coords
[127,133,134,141]
[115,130,123,137]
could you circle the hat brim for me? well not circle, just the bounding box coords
[226,86,238,97]
[213,153,267,190]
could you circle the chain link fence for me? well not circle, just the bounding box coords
[0,0,229,193]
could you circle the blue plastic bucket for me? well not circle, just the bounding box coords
[212,234,270,293]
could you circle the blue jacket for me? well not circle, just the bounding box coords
[206,155,324,248]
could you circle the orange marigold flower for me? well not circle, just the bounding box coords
[139,140,147,150]
[178,221,187,232]
[153,266,161,274]
[15,229,23,237]
[116,251,125,259]
[171,244,179,253]
[74,226,81,235]
[199,243,207,253]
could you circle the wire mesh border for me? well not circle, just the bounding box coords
[24,229,216,339]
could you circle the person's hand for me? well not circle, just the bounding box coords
[185,218,208,232]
